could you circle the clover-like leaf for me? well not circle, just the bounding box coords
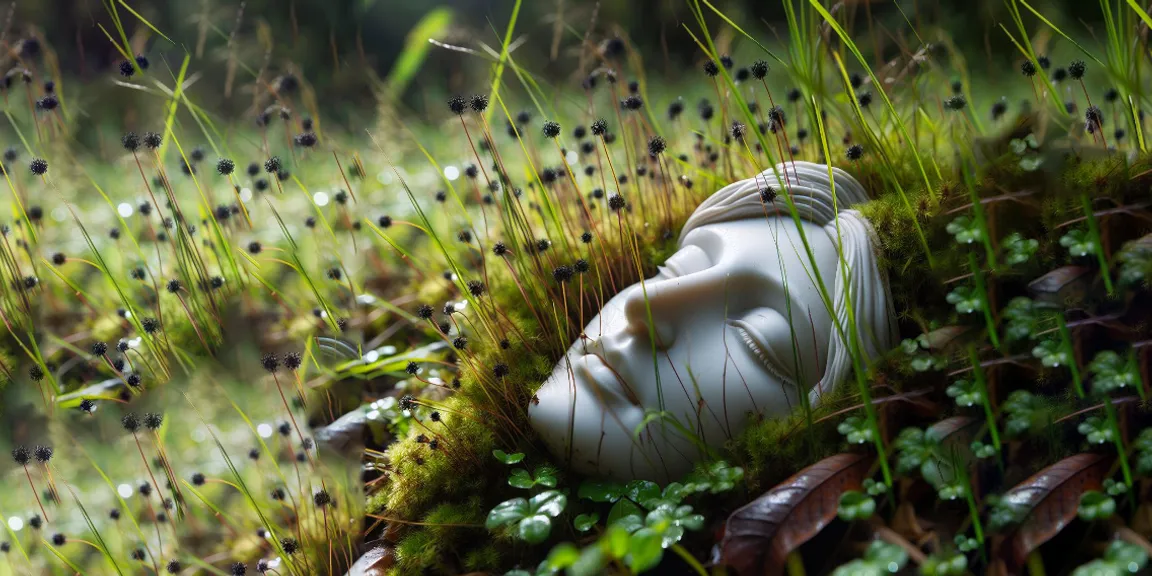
[837,490,876,521]
[1103,478,1128,496]
[1010,138,1028,155]
[1077,416,1113,445]
[626,528,664,573]
[1118,244,1152,286]
[1088,350,1139,395]
[680,460,744,494]
[520,514,554,544]
[1060,228,1096,258]
[661,482,687,503]
[493,449,525,465]
[946,215,982,245]
[606,499,643,530]
[570,544,608,576]
[1003,297,1040,342]
[1136,429,1152,475]
[954,534,979,552]
[487,498,530,530]
[578,479,625,503]
[1003,390,1044,437]
[987,494,1025,531]
[935,479,969,501]
[837,415,874,445]
[487,491,568,544]
[1032,338,1069,368]
[509,469,535,489]
[601,524,632,559]
[1019,155,1044,171]
[946,379,983,407]
[573,513,599,532]
[832,541,908,576]
[900,338,923,355]
[534,466,559,488]
[530,491,567,517]
[970,441,996,459]
[910,353,948,372]
[545,543,580,571]
[1070,541,1148,576]
[920,552,968,576]
[624,480,660,504]
[863,478,888,496]
[1077,490,1116,521]
[894,427,933,474]
[645,503,704,533]
[1002,232,1039,267]
[946,284,982,314]
[1102,540,1149,571]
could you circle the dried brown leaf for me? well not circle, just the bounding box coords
[720,453,871,576]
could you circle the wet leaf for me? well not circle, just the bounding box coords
[719,453,870,576]
[998,453,1111,566]
[946,284,982,314]
[573,513,599,532]
[493,449,525,464]
[1060,228,1095,257]
[578,479,625,503]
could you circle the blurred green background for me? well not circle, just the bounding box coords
[12,0,1110,129]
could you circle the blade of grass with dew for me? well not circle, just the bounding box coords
[385,7,453,99]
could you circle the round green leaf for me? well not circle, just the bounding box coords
[574,513,599,532]
[625,480,660,503]
[602,524,631,558]
[487,498,528,530]
[627,527,664,572]
[519,514,553,544]
[545,542,580,569]
[493,449,525,464]
[509,469,535,489]
[578,479,625,503]
[529,490,568,517]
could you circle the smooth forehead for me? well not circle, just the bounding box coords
[679,215,834,267]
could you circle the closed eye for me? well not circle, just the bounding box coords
[727,308,804,387]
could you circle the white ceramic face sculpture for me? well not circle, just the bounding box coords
[529,161,898,482]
